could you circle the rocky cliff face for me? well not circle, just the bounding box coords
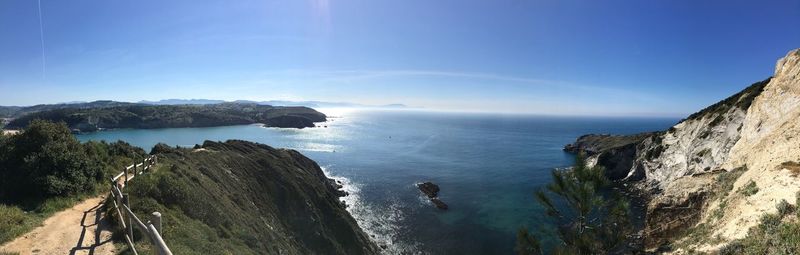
[565,48,800,252]
[129,140,379,255]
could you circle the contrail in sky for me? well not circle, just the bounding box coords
[37,0,46,80]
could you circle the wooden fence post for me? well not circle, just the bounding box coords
[123,194,133,241]
[151,212,163,237]
[124,166,129,188]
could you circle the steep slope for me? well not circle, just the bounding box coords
[124,140,379,255]
[565,48,800,251]
[712,49,800,242]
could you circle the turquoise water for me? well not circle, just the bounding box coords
[77,109,676,254]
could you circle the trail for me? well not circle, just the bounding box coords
[0,196,117,255]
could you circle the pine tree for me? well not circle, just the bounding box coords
[517,155,631,254]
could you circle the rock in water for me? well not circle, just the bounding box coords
[418,182,447,210]
[327,178,348,197]
[417,182,440,198]
[430,198,449,210]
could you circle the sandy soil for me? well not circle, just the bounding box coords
[0,196,117,255]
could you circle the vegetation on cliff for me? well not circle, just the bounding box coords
[719,193,800,255]
[116,140,378,255]
[0,120,144,244]
[0,101,137,119]
[4,102,326,131]
[516,156,631,254]
[682,78,771,123]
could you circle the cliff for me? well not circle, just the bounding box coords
[5,103,327,131]
[565,48,800,252]
[127,140,379,254]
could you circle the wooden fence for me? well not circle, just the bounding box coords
[109,155,173,255]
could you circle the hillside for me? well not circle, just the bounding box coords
[565,48,800,253]
[4,103,326,131]
[124,140,379,255]
[0,101,138,118]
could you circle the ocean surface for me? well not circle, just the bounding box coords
[77,109,677,254]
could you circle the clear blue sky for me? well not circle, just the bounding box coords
[1,0,799,116]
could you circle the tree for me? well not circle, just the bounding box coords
[517,156,631,255]
[0,120,103,200]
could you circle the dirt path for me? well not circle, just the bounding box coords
[0,196,117,255]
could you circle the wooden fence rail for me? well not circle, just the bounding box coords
[109,155,173,255]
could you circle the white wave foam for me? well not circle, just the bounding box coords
[321,166,423,254]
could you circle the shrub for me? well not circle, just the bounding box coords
[0,120,103,200]
[709,114,725,126]
[719,242,744,255]
[739,180,759,197]
[759,214,782,232]
[715,166,747,198]
[776,199,793,217]
[797,191,800,218]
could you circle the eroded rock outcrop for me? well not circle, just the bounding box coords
[566,48,800,251]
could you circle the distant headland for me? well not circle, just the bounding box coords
[0,101,327,132]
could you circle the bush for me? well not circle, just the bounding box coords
[0,120,103,200]
[776,199,793,217]
[0,120,145,244]
[718,196,800,254]
[797,192,800,218]
[739,180,759,197]
[719,242,744,255]
[759,214,782,232]
[715,166,747,198]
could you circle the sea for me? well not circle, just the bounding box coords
[77,109,677,254]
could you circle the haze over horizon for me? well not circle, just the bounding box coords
[1,0,799,116]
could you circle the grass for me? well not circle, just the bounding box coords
[715,166,747,199]
[711,199,729,220]
[720,196,800,255]
[0,193,97,245]
[739,180,759,197]
[106,140,378,255]
[671,167,750,250]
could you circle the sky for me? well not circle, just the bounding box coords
[1,0,799,116]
